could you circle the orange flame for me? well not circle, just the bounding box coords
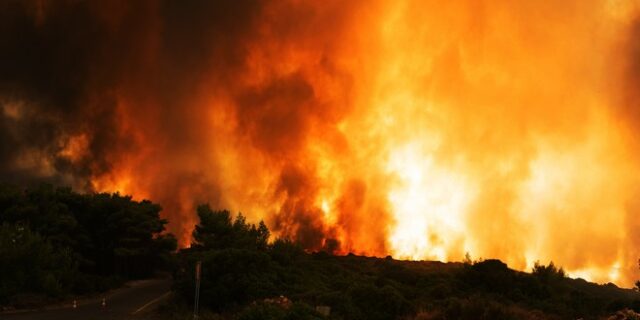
[79,1,640,286]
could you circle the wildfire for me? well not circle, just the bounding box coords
[386,143,475,261]
[2,0,640,286]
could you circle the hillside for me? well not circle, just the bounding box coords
[169,207,640,320]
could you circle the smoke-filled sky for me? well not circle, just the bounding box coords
[1,0,640,286]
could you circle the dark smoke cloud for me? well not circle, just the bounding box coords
[0,0,266,239]
[0,0,356,246]
[0,1,145,186]
[237,72,316,156]
[0,0,261,186]
[270,164,328,249]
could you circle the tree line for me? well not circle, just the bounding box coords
[0,184,176,308]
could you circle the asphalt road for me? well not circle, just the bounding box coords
[1,278,172,320]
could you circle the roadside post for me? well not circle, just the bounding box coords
[194,261,201,320]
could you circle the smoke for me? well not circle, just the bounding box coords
[1,0,640,286]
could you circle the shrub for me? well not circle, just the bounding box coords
[237,302,324,320]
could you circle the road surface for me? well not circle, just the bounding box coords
[2,278,172,320]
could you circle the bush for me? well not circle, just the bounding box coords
[0,224,77,304]
[429,296,552,320]
[175,249,278,311]
[348,283,412,320]
[237,302,324,320]
[460,259,516,295]
[532,261,565,283]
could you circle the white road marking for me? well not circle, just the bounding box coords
[131,291,171,315]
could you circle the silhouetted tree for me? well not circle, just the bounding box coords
[191,204,268,251]
[532,261,565,282]
[0,184,177,306]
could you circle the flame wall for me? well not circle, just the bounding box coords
[1,0,640,286]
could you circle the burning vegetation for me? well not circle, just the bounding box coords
[1,0,640,287]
